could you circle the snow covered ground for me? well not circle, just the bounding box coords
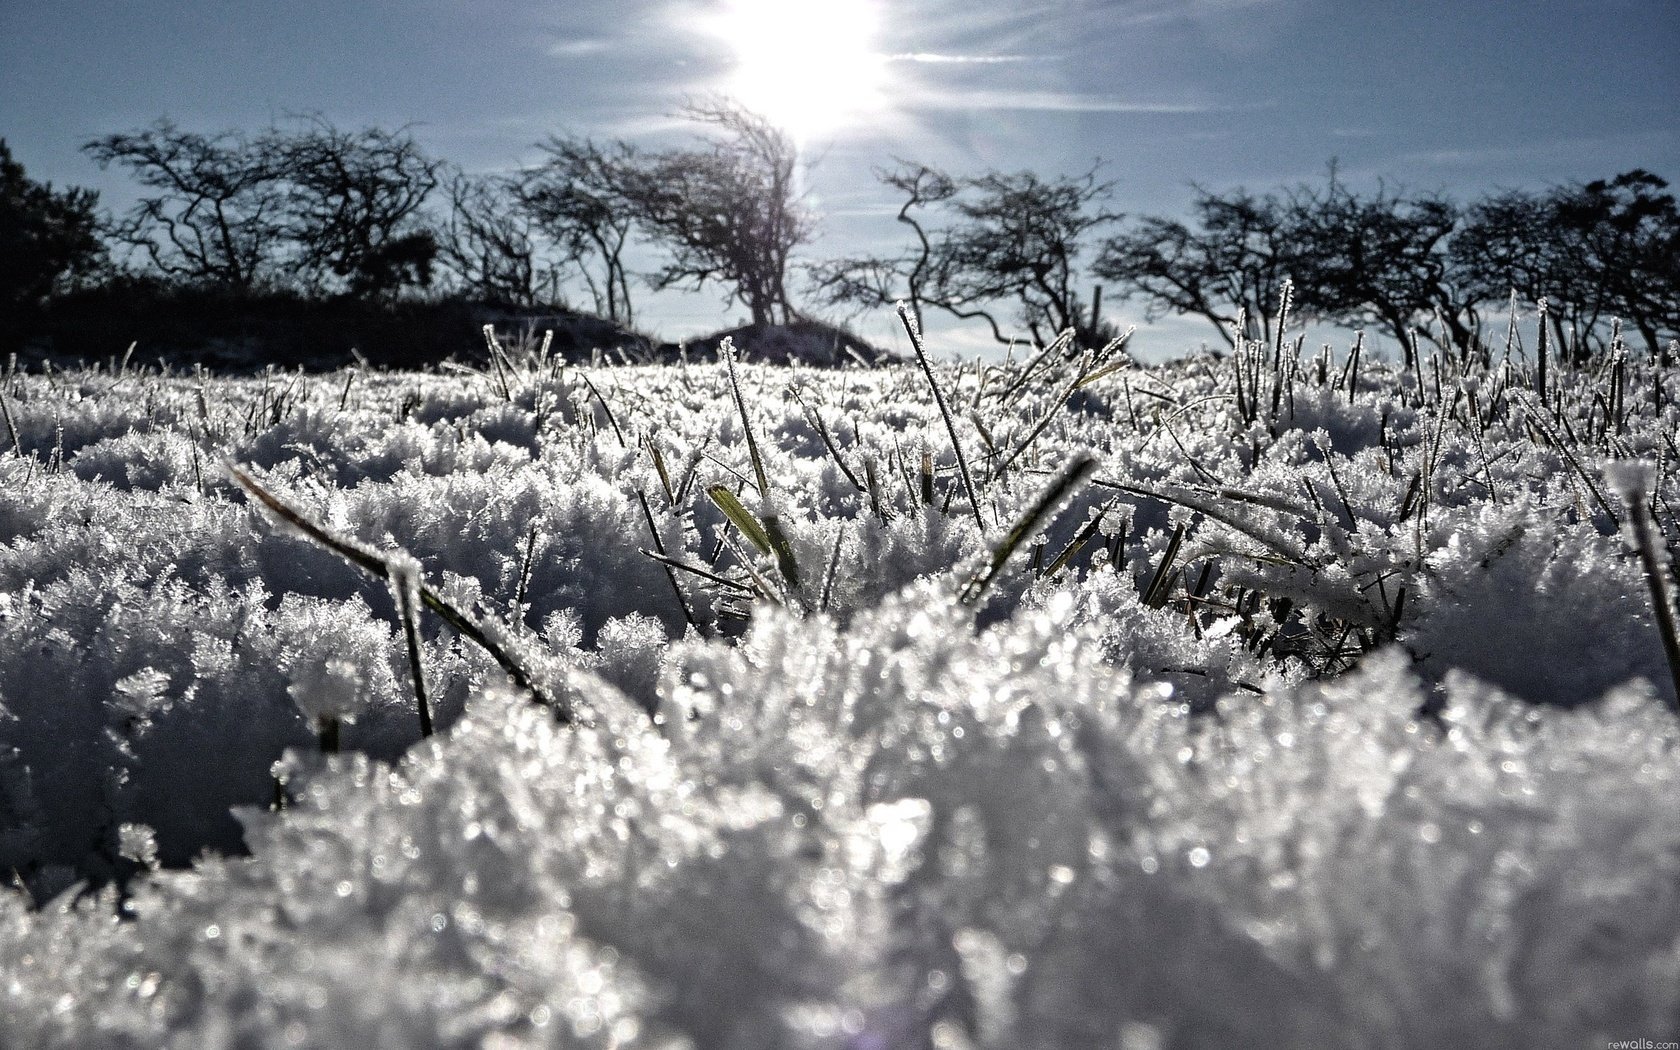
[1,326,1677,1047]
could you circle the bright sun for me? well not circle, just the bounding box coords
[713,0,888,141]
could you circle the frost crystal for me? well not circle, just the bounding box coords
[1,336,1676,1047]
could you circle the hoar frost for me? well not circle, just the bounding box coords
[0,340,1676,1048]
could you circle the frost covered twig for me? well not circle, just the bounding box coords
[229,464,570,721]
[1608,461,1680,713]
[0,391,19,458]
[961,451,1098,604]
[386,556,432,738]
[720,338,771,500]
[899,301,986,535]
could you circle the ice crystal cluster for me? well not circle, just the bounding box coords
[0,331,1676,1047]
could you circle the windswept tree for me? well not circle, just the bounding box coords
[516,137,639,325]
[1094,187,1293,348]
[278,118,442,300]
[812,162,1119,349]
[0,140,105,316]
[1456,171,1680,360]
[937,167,1120,347]
[87,117,442,300]
[1557,170,1680,359]
[616,100,811,327]
[1284,176,1472,357]
[437,169,547,307]
[85,120,289,292]
[1450,188,1567,340]
[809,162,956,335]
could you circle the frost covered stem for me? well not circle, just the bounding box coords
[388,562,433,738]
[635,489,706,637]
[230,465,570,721]
[898,302,986,536]
[1619,473,1680,714]
[0,390,19,457]
[721,338,771,501]
[962,452,1098,604]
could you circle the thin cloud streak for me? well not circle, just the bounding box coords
[888,52,1036,64]
[904,88,1229,114]
[1107,0,1288,28]
[547,38,614,58]
[1391,129,1680,171]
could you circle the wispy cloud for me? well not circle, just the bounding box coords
[547,38,614,58]
[905,88,1226,114]
[1391,138,1612,169]
[1109,0,1289,29]
[888,52,1036,65]
[1333,129,1679,187]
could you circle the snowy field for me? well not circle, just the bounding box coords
[1,321,1678,1047]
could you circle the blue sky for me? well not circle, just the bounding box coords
[3,0,1676,355]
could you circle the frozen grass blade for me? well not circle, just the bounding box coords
[1515,393,1619,526]
[721,338,771,500]
[0,390,19,458]
[1073,357,1132,391]
[581,375,628,448]
[790,385,864,492]
[635,490,705,636]
[639,547,758,596]
[644,437,678,506]
[899,302,986,535]
[1096,477,1308,566]
[514,524,538,608]
[1043,496,1120,579]
[1609,462,1680,714]
[1141,521,1187,609]
[819,530,845,612]
[707,484,801,592]
[995,329,1074,408]
[337,368,357,412]
[386,557,433,738]
[961,452,1098,605]
[864,457,890,524]
[229,464,569,721]
[482,324,513,401]
[707,484,774,556]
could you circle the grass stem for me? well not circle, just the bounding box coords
[898,302,986,536]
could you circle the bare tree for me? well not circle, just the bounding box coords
[516,137,638,325]
[616,100,812,327]
[810,162,955,335]
[1557,171,1680,360]
[437,170,546,307]
[812,162,1118,348]
[1456,171,1680,361]
[1094,187,1293,348]
[1098,175,1478,357]
[84,120,288,292]
[939,167,1120,347]
[1284,176,1472,357]
[1452,188,1573,347]
[278,118,442,300]
[86,117,441,300]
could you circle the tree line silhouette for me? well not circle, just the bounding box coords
[3,102,1677,365]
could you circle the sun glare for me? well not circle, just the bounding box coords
[714,0,888,141]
